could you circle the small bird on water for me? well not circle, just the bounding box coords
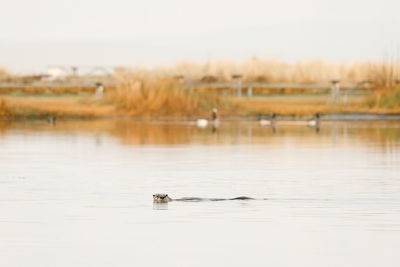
[307,113,320,127]
[196,108,219,128]
[258,112,276,127]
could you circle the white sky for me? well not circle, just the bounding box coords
[1,0,400,73]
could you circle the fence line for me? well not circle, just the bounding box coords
[0,80,371,102]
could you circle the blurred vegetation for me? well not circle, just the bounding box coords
[114,59,399,85]
[365,88,400,109]
[1,59,400,119]
[0,98,13,119]
[363,60,400,109]
[0,68,12,83]
[107,77,236,117]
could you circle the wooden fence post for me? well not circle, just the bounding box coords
[343,91,348,105]
[95,82,104,98]
[247,86,253,97]
[232,74,242,97]
[331,80,340,103]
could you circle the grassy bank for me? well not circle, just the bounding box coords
[1,59,400,120]
[365,88,400,109]
[108,78,235,117]
[0,96,114,120]
[1,89,400,120]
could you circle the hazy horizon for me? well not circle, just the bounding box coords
[1,0,400,73]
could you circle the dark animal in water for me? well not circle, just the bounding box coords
[153,193,259,203]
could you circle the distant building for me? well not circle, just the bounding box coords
[45,67,65,81]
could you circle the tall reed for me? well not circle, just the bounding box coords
[365,88,400,109]
[0,68,10,82]
[0,98,13,119]
[110,77,227,117]
[114,59,400,85]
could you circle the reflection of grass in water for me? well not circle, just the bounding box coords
[360,124,400,145]
[345,123,400,154]
[2,120,400,148]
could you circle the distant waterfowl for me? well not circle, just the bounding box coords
[259,112,276,127]
[307,113,320,127]
[196,108,218,128]
[212,108,218,121]
[196,118,208,128]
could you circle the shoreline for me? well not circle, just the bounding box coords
[2,112,400,122]
[2,94,400,122]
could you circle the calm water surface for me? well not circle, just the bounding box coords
[0,120,400,267]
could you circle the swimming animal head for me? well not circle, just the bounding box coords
[153,193,172,203]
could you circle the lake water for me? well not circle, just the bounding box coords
[1,120,400,267]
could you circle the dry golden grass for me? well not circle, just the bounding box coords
[2,58,399,85]
[108,77,233,117]
[0,86,117,95]
[0,98,13,119]
[109,60,400,116]
[1,92,399,120]
[0,68,10,83]
[235,96,400,116]
[1,59,400,119]
[115,59,400,85]
[0,78,231,119]
[2,96,114,119]
[364,87,400,109]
